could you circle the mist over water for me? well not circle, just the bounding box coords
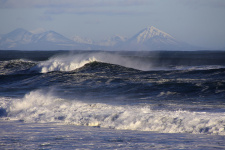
[31,52,153,73]
[25,50,225,74]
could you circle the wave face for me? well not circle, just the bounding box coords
[0,50,225,135]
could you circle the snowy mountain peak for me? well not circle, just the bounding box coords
[9,28,30,35]
[0,28,76,49]
[35,31,73,43]
[2,28,33,45]
[0,27,199,50]
[6,28,32,39]
[30,28,47,34]
[117,26,198,51]
[134,26,174,43]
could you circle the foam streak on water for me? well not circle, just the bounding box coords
[1,120,225,150]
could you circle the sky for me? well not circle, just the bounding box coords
[0,0,225,49]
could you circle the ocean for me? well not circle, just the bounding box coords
[0,50,225,149]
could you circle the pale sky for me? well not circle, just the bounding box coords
[0,0,225,49]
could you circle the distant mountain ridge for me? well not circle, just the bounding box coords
[0,28,85,50]
[114,26,198,50]
[133,26,174,43]
[97,35,127,46]
[0,26,200,50]
[72,36,93,45]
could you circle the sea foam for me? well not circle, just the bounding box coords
[32,52,153,73]
[34,55,97,73]
[2,90,225,135]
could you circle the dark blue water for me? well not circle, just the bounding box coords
[0,50,225,135]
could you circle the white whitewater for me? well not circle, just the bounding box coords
[2,89,225,135]
[33,52,153,73]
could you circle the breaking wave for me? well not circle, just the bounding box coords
[1,90,225,135]
[31,52,153,73]
[29,52,225,74]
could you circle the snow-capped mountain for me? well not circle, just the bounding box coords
[0,28,85,50]
[115,26,198,50]
[72,36,93,45]
[34,31,74,43]
[133,26,175,44]
[0,26,199,50]
[71,35,127,46]
[0,28,33,47]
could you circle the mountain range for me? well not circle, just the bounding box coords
[0,26,200,51]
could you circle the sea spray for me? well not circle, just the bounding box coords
[35,55,97,73]
[32,52,153,73]
[1,50,225,149]
[5,89,225,135]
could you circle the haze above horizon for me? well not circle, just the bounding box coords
[1,0,225,49]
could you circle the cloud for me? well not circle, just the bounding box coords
[38,15,53,21]
[211,1,225,8]
[180,0,225,9]
[0,0,150,16]
[0,0,150,9]
[84,19,102,25]
[45,7,147,16]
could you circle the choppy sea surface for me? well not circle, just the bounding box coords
[0,50,225,149]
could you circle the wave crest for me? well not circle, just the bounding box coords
[31,52,153,73]
[3,90,225,135]
[34,55,97,73]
